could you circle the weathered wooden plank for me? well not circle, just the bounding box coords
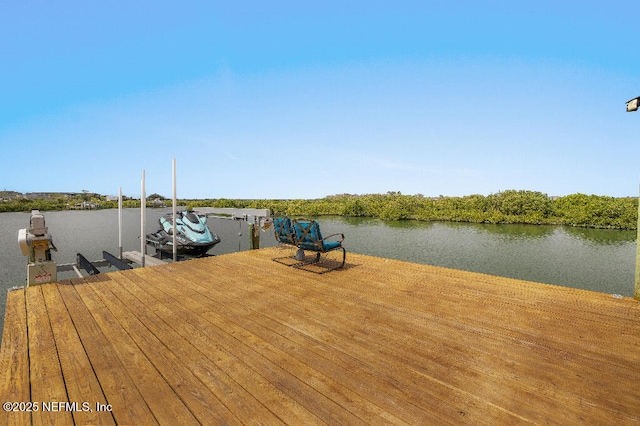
[196,249,640,424]
[40,284,115,425]
[178,256,527,424]
[89,272,244,425]
[25,285,73,425]
[2,247,639,425]
[120,267,368,425]
[137,267,416,425]
[0,289,30,426]
[143,261,423,423]
[297,254,640,423]
[272,272,636,418]
[352,258,640,360]
[332,258,640,374]
[71,278,200,425]
[108,270,302,425]
[326,254,640,423]
[56,281,158,425]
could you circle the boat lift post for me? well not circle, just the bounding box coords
[172,158,177,262]
[118,186,123,259]
[626,96,640,301]
[141,170,146,267]
[636,183,640,301]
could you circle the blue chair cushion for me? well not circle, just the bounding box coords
[274,217,295,245]
[293,220,321,250]
[322,241,341,251]
[293,220,341,252]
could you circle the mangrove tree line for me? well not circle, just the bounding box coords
[1,190,637,230]
[189,190,638,230]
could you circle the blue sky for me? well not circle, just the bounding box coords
[1,1,639,199]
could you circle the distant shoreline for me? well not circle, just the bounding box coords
[2,190,637,230]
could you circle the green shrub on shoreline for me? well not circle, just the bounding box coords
[189,190,638,230]
[2,190,637,230]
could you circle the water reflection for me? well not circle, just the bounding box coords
[331,216,635,244]
[435,221,556,240]
[313,216,635,297]
[562,225,636,245]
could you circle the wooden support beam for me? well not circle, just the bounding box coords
[635,184,640,301]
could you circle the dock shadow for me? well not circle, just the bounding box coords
[296,259,361,274]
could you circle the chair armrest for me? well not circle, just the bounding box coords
[320,233,345,243]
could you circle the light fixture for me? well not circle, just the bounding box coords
[627,96,640,112]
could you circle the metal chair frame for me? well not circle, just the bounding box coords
[271,217,301,265]
[290,219,346,274]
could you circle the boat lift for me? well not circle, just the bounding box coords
[17,210,133,285]
[18,210,58,285]
[17,160,272,284]
[193,207,272,250]
[17,207,272,285]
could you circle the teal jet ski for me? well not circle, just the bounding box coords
[146,210,220,256]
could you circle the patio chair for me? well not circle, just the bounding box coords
[271,217,301,265]
[291,219,346,273]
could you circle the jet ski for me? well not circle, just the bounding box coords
[146,210,221,256]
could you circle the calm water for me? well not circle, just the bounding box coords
[0,210,636,335]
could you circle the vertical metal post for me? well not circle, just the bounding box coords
[172,158,177,262]
[249,223,255,249]
[141,170,146,267]
[625,99,639,300]
[249,217,260,249]
[635,184,640,301]
[118,187,123,259]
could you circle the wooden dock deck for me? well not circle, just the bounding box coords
[1,247,639,425]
